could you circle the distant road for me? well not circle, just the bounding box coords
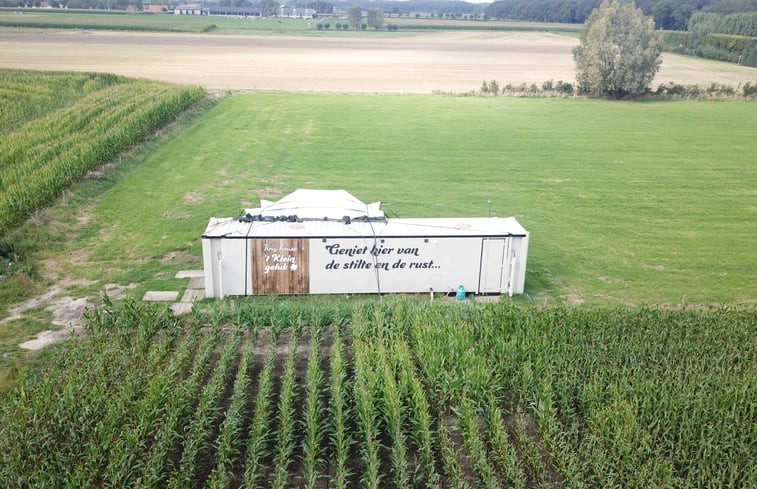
[0,30,753,92]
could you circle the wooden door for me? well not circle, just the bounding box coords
[251,238,310,294]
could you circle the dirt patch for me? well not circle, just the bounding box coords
[160,250,201,265]
[183,191,203,204]
[14,294,89,351]
[162,209,191,220]
[1,286,63,324]
[250,187,284,199]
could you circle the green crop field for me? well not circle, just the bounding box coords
[0,9,579,35]
[0,300,753,487]
[0,9,220,33]
[0,69,204,232]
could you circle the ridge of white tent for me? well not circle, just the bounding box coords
[244,189,384,219]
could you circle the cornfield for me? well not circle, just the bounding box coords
[0,69,205,232]
[0,298,754,488]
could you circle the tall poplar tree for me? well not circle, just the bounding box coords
[348,5,363,30]
[574,0,662,98]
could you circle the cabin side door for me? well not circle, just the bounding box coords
[478,238,510,293]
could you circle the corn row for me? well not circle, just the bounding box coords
[1,300,754,488]
[138,327,224,488]
[329,330,352,489]
[270,332,301,489]
[301,324,325,489]
[206,332,258,489]
[437,415,471,489]
[511,409,550,489]
[378,343,410,488]
[71,330,177,486]
[167,331,242,489]
[243,350,276,489]
[457,397,500,489]
[353,342,382,489]
[485,396,527,489]
[396,342,440,489]
[103,327,200,487]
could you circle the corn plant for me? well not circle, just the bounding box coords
[2,300,755,488]
[76,330,176,486]
[243,350,276,489]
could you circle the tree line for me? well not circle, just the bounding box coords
[485,0,757,31]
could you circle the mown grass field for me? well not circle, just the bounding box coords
[1,300,753,488]
[62,92,757,307]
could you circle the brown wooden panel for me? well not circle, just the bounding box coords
[251,238,310,294]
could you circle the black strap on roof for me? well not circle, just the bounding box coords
[235,214,386,224]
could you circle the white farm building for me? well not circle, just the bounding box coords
[202,189,529,298]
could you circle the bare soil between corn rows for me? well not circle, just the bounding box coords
[1,29,755,92]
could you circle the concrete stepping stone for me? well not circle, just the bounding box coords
[187,276,205,289]
[181,288,205,303]
[175,270,204,279]
[143,291,179,302]
[171,302,193,316]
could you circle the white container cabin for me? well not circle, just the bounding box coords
[202,189,529,298]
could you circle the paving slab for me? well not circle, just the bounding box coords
[171,302,193,316]
[175,270,204,279]
[187,276,205,289]
[143,291,180,302]
[181,288,205,303]
[475,295,503,303]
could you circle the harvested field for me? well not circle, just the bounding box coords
[1,30,754,92]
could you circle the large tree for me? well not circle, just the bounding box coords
[367,7,385,29]
[574,0,662,98]
[348,5,363,29]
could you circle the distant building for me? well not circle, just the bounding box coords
[175,4,203,15]
[174,4,316,18]
[144,4,169,13]
[278,6,317,18]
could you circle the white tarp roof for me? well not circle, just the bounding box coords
[204,189,528,239]
[244,189,383,220]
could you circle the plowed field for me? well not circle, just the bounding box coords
[1,30,754,92]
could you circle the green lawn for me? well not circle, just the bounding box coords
[72,93,756,306]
